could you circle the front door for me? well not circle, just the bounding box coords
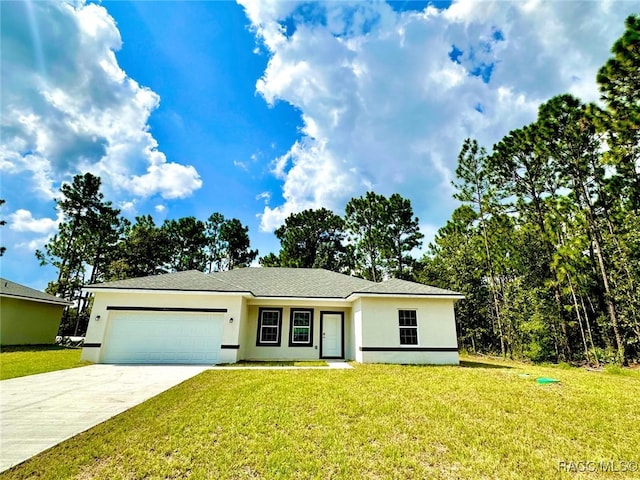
[320,312,344,359]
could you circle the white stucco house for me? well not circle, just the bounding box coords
[81,268,463,365]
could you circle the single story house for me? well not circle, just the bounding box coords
[81,268,463,365]
[0,278,71,345]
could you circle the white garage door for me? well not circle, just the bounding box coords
[102,311,224,364]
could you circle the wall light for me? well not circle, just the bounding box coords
[95,315,101,321]
[229,317,234,324]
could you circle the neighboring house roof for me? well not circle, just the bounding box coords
[0,278,71,306]
[86,268,463,299]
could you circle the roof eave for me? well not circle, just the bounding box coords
[0,292,72,306]
[247,295,352,304]
[82,287,252,296]
[82,283,464,302]
[347,292,465,301]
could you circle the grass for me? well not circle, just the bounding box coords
[223,360,329,367]
[0,345,89,380]
[2,356,639,479]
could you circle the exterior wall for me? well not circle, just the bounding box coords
[357,297,459,365]
[344,308,355,361]
[242,300,351,361]
[236,298,250,361]
[80,290,459,365]
[0,297,65,345]
[81,291,243,363]
[352,299,363,363]
[359,350,459,365]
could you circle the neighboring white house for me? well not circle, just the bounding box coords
[81,268,463,365]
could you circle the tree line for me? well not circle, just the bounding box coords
[418,16,639,365]
[260,192,423,282]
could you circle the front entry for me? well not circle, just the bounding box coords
[320,312,344,359]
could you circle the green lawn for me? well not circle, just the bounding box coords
[0,345,89,380]
[2,356,639,479]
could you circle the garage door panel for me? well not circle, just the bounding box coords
[102,312,223,364]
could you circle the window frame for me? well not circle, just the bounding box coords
[288,308,314,347]
[256,308,283,346]
[398,309,419,346]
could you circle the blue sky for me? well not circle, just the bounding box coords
[1,0,638,290]
[99,1,301,233]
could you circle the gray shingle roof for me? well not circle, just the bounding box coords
[211,268,374,298]
[87,268,462,299]
[353,277,463,296]
[85,270,245,293]
[0,278,71,305]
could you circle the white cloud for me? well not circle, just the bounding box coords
[155,204,167,213]
[238,0,637,233]
[8,208,63,253]
[8,209,62,234]
[413,222,440,258]
[256,191,271,204]
[15,235,54,253]
[118,200,136,214]
[233,159,249,171]
[260,137,355,231]
[0,1,202,201]
[126,162,202,199]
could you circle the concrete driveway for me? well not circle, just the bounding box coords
[0,364,209,472]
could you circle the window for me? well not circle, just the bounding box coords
[399,310,418,345]
[289,309,313,346]
[256,308,282,346]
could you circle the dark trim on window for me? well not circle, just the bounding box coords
[398,309,418,345]
[359,347,458,352]
[256,307,283,347]
[83,343,102,348]
[221,344,240,350]
[288,308,314,347]
[106,306,228,313]
[319,311,345,359]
